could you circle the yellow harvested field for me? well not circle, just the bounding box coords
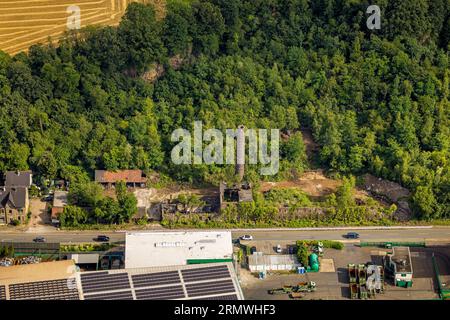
[0,0,166,56]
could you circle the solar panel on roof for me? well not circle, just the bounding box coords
[0,285,6,300]
[131,271,181,288]
[8,279,79,300]
[193,294,238,300]
[83,290,133,300]
[80,272,130,293]
[35,293,80,300]
[135,285,185,300]
[181,265,231,283]
[182,265,228,275]
[186,279,236,298]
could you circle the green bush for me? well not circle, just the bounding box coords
[296,241,309,267]
[306,240,344,250]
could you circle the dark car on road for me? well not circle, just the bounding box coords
[344,232,360,239]
[33,236,46,243]
[42,195,53,202]
[95,235,110,242]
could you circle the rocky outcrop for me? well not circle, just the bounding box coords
[362,174,412,221]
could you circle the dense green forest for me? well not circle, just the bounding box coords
[0,0,448,220]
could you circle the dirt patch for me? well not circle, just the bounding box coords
[261,170,340,198]
[28,198,50,227]
[300,129,319,163]
[105,185,218,204]
[320,259,335,272]
[261,170,371,203]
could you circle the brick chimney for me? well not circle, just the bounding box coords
[236,125,245,182]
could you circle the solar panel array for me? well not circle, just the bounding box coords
[8,279,79,300]
[181,265,230,282]
[83,290,134,300]
[79,263,241,300]
[186,279,236,297]
[80,271,132,300]
[193,294,238,300]
[132,271,180,288]
[0,263,243,300]
[135,285,185,300]
[0,285,6,300]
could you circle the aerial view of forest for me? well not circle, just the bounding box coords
[0,0,448,227]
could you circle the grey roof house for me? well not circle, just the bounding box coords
[5,171,33,188]
[0,187,29,225]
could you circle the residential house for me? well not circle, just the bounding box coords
[95,170,147,188]
[51,191,69,226]
[0,187,29,224]
[0,171,33,225]
[5,171,32,188]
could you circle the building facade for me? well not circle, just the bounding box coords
[0,187,29,224]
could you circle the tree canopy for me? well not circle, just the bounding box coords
[0,0,448,220]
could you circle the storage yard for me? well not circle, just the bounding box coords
[239,243,450,300]
[0,0,165,56]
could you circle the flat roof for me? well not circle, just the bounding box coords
[248,254,300,266]
[125,231,233,268]
[53,191,68,207]
[0,260,76,287]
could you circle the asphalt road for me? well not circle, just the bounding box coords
[0,227,449,244]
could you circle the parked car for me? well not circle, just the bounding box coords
[42,195,53,202]
[250,246,257,254]
[276,244,282,253]
[344,232,360,239]
[95,235,110,242]
[240,235,253,241]
[33,236,46,243]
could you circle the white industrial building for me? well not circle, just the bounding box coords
[385,246,413,287]
[125,231,233,268]
[248,253,301,272]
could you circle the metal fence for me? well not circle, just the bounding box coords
[360,242,426,248]
[0,242,60,256]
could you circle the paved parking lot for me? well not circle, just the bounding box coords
[239,244,447,300]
